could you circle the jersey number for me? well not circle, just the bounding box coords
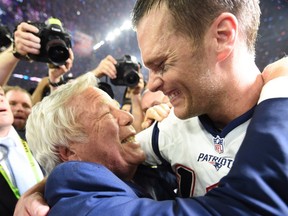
[175,165,196,197]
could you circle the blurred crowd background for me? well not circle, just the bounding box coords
[0,0,287,102]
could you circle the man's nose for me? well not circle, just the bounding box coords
[146,72,163,92]
[15,103,23,109]
[118,109,134,126]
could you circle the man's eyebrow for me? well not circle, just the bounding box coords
[144,56,162,69]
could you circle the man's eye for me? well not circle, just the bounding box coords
[99,111,111,119]
[23,104,31,109]
[158,62,169,75]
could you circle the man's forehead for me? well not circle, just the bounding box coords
[137,7,173,68]
[86,87,115,106]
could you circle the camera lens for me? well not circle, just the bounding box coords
[46,39,69,66]
[124,71,140,87]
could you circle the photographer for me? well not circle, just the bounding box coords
[17,21,73,103]
[0,24,17,85]
[0,22,40,85]
[31,48,74,105]
[120,72,145,133]
[0,20,74,104]
[92,55,145,133]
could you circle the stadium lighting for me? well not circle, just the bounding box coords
[13,74,42,82]
[105,28,121,42]
[93,20,133,51]
[120,20,132,31]
[93,40,105,50]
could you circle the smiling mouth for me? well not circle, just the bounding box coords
[121,136,136,144]
[167,90,181,101]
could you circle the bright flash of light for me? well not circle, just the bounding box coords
[93,19,132,51]
[93,40,105,50]
[105,28,121,42]
[120,20,132,31]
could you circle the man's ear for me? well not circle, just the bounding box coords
[58,146,75,162]
[211,12,238,62]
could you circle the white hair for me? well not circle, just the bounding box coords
[26,72,98,174]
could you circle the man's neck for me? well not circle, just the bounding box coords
[209,59,263,129]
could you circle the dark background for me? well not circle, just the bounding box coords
[0,0,287,103]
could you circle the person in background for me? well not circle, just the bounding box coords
[31,48,74,105]
[30,77,50,106]
[120,75,145,132]
[0,21,73,107]
[3,86,32,140]
[0,86,44,215]
[0,22,40,86]
[140,89,171,130]
[92,54,146,133]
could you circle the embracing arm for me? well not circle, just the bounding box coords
[45,98,288,216]
[13,177,49,216]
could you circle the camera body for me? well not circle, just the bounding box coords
[28,18,72,66]
[110,55,140,87]
[0,24,13,52]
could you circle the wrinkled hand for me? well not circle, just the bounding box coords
[48,48,74,83]
[13,22,40,56]
[13,192,49,216]
[262,56,288,84]
[141,103,172,129]
[92,55,117,79]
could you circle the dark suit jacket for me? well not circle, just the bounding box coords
[0,173,18,216]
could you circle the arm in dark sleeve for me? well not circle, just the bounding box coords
[46,98,288,216]
[195,98,288,215]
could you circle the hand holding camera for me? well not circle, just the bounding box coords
[13,17,72,67]
[13,22,41,56]
[92,54,141,87]
[92,55,118,79]
[48,48,74,87]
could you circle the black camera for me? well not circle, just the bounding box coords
[0,24,13,52]
[28,18,72,66]
[110,55,140,87]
